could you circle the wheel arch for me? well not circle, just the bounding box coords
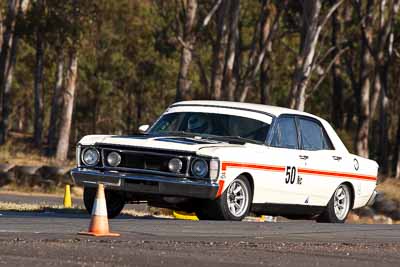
[238,172,254,199]
[341,181,355,209]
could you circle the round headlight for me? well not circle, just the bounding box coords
[191,159,208,178]
[107,152,121,167]
[82,148,100,166]
[168,158,183,173]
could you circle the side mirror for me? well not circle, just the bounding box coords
[138,124,149,133]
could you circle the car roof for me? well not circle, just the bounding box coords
[172,100,349,153]
[172,100,319,119]
[170,100,349,154]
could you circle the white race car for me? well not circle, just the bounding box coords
[71,101,378,222]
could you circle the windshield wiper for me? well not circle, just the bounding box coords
[162,131,201,138]
[202,134,263,145]
[160,132,263,145]
[224,136,264,145]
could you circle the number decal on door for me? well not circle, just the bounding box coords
[285,166,297,184]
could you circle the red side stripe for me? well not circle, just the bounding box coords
[221,161,376,181]
[221,162,285,172]
[298,168,376,181]
[216,180,225,198]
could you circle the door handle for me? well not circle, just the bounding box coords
[299,155,309,160]
[332,156,342,161]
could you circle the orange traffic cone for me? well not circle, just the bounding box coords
[78,184,120,237]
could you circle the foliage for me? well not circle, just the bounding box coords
[0,0,399,176]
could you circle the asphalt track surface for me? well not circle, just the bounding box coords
[0,191,147,211]
[1,194,400,266]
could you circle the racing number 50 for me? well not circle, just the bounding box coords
[285,166,297,184]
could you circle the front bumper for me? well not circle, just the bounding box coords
[71,168,219,199]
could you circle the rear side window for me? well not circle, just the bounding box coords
[271,117,298,149]
[298,118,333,150]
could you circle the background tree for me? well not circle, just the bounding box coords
[32,0,45,146]
[0,0,399,179]
[0,0,30,144]
[287,0,343,111]
[54,0,93,161]
[175,0,198,101]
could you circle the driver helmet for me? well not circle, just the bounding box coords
[187,114,209,132]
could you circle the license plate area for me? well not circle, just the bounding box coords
[83,176,121,187]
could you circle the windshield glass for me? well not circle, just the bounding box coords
[149,112,270,143]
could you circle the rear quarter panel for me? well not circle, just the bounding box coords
[350,156,378,209]
[319,118,378,209]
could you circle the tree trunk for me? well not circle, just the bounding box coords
[259,2,276,105]
[0,0,27,144]
[47,50,64,156]
[194,55,209,97]
[330,3,344,129]
[0,8,3,50]
[56,50,78,161]
[176,0,197,101]
[355,40,373,158]
[260,52,271,105]
[343,52,358,131]
[222,0,239,101]
[331,60,344,129]
[33,18,44,146]
[288,0,321,111]
[355,0,374,158]
[239,0,280,103]
[135,85,143,131]
[395,117,400,179]
[378,83,389,175]
[370,61,383,117]
[211,0,230,100]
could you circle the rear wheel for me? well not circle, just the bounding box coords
[83,187,125,219]
[317,184,351,223]
[195,175,252,221]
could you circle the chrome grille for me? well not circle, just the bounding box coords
[99,146,191,177]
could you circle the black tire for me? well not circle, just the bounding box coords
[317,184,352,223]
[83,187,125,219]
[194,202,220,220]
[195,175,252,221]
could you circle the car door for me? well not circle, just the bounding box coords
[295,116,341,206]
[264,115,306,204]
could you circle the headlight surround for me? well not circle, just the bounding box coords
[81,148,100,166]
[107,151,121,167]
[191,159,209,178]
[168,158,183,173]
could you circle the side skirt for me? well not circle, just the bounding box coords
[251,203,325,218]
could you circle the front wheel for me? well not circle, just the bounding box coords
[317,184,352,223]
[196,176,252,221]
[83,187,125,219]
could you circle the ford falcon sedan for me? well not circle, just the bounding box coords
[71,100,378,222]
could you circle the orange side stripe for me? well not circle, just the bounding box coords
[298,168,376,181]
[221,162,285,172]
[221,161,376,181]
[216,180,225,198]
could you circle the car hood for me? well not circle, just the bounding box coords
[78,134,245,155]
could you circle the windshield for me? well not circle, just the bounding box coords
[149,112,270,143]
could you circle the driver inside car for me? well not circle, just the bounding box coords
[186,114,213,134]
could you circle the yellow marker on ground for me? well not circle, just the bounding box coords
[173,211,199,221]
[63,184,72,208]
